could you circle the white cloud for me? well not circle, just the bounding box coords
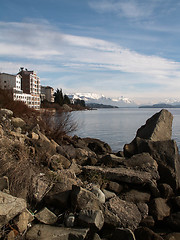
[0,20,180,102]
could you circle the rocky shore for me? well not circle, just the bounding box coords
[0,108,180,240]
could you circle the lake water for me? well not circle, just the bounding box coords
[72,108,180,152]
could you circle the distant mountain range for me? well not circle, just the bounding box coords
[67,93,137,107]
[67,92,180,108]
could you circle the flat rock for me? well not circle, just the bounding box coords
[26,224,89,240]
[35,207,58,225]
[0,191,27,228]
[83,165,159,186]
[105,196,142,230]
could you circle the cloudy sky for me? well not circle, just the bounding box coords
[0,0,180,104]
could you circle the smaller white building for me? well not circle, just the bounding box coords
[0,73,22,92]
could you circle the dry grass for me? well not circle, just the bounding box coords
[38,110,78,144]
[0,138,35,201]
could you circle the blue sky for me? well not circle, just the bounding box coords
[0,0,180,104]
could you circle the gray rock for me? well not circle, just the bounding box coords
[140,215,155,228]
[71,185,103,211]
[11,117,26,128]
[105,196,142,230]
[107,181,123,194]
[83,165,159,187]
[50,154,71,170]
[166,212,180,231]
[0,191,26,228]
[150,197,171,221]
[100,154,125,167]
[136,109,173,141]
[0,108,13,117]
[35,207,58,225]
[164,232,180,240]
[83,137,112,155]
[120,189,151,203]
[78,209,104,231]
[112,228,136,240]
[135,227,164,240]
[26,224,89,240]
[158,183,174,199]
[137,202,149,219]
[102,189,116,200]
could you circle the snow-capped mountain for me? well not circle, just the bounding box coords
[67,93,137,107]
[164,98,180,106]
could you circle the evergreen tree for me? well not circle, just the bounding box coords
[54,88,64,106]
[64,94,71,105]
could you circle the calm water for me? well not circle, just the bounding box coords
[72,108,180,152]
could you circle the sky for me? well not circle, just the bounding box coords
[0,0,180,104]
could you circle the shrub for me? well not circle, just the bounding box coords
[0,138,35,201]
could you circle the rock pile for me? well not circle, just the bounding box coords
[0,108,180,240]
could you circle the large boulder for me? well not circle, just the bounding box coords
[26,224,89,240]
[149,198,171,221]
[133,138,180,190]
[71,185,103,211]
[83,137,112,155]
[78,209,104,231]
[82,165,159,189]
[136,109,173,141]
[105,196,142,230]
[0,191,27,229]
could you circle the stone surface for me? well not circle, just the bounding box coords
[89,184,105,204]
[150,197,171,221]
[105,196,142,230]
[0,191,27,228]
[0,108,13,117]
[11,117,26,128]
[102,189,116,200]
[14,209,34,233]
[136,109,173,141]
[164,232,180,240]
[35,207,58,225]
[130,138,180,190]
[107,181,123,194]
[50,154,71,170]
[71,185,103,211]
[83,137,112,155]
[166,212,180,231]
[135,227,164,240]
[78,209,104,231]
[100,154,125,167]
[140,215,155,228]
[120,189,151,203]
[83,165,159,187]
[158,184,174,199]
[137,203,149,219]
[26,224,89,240]
[112,228,136,240]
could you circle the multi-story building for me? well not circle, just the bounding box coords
[0,68,41,109]
[18,68,41,109]
[41,86,54,102]
[0,73,22,92]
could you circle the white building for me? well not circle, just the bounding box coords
[0,70,41,109]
